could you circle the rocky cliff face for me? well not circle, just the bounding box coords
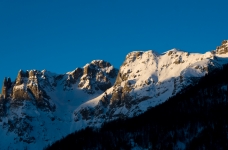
[77,60,117,93]
[0,60,118,150]
[74,41,228,128]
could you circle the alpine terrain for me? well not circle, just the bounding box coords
[0,60,118,150]
[48,58,228,150]
[0,40,228,149]
[73,40,228,127]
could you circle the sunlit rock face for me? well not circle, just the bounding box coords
[0,60,118,150]
[216,40,228,54]
[74,41,228,129]
[78,60,118,94]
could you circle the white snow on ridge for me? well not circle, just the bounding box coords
[73,48,228,130]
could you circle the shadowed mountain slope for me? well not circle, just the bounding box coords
[46,64,228,150]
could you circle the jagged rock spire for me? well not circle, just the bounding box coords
[15,70,29,85]
[1,77,11,99]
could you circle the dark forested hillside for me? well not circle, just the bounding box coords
[46,65,228,150]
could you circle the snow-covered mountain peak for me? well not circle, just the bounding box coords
[74,42,228,130]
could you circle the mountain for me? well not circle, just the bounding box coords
[0,60,118,150]
[0,40,228,149]
[73,40,228,128]
[46,63,228,150]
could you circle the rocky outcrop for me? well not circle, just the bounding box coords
[9,60,118,103]
[12,70,44,101]
[1,77,12,99]
[64,68,83,88]
[15,70,28,85]
[0,60,118,150]
[3,60,118,102]
[215,40,228,54]
[78,60,118,94]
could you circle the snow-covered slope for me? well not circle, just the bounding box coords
[1,40,228,150]
[0,60,118,150]
[73,40,228,129]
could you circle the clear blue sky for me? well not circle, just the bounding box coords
[0,0,228,88]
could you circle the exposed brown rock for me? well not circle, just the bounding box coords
[91,60,111,68]
[15,70,28,85]
[71,68,83,80]
[64,68,83,88]
[168,51,173,56]
[28,85,43,101]
[109,80,133,108]
[78,60,118,93]
[29,70,35,77]
[114,72,128,86]
[135,52,142,58]
[122,81,132,93]
[12,88,31,100]
[222,40,228,44]
[1,77,12,99]
[215,40,228,54]
[195,66,199,69]
[203,66,209,72]
[173,59,181,64]
[12,69,49,102]
[83,65,91,75]
[110,86,123,105]
[1,78,7,99]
